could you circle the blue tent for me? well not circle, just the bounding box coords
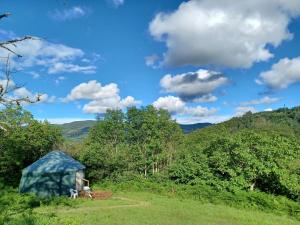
[19,151,85,197]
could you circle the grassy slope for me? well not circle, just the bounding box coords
[35,191,300,225]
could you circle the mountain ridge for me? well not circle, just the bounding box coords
[56,120,212,139]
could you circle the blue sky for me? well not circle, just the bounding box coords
[0,0,300,124]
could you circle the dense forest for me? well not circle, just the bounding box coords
[1,105,299,200]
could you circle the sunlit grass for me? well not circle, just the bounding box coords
[35,191,300,225]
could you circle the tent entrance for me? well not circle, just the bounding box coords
[76,170,84,191]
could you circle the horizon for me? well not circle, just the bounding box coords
[1,0,300,124]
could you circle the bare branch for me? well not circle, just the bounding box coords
[0,122,9,131]
[0,13,11,20]
[0,36,37,57]
[0,56,40,106]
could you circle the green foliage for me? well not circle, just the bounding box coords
[80,105,300,201]
[0,182,76,225]
[222,106,300,137]
[81,107,184,181]
[171,129,300,199]
[0,106,63,186]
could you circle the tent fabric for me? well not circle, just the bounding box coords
[22,150,85,175]
[19,150,85,197]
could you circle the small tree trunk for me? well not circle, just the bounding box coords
[144,165,147,177]
[250,182,256,191]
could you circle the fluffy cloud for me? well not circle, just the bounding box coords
[241,96,280,106]
[256,57,300,89]
[0,79,55,105]
[120,96,141,108]
[153,95,217,123]
[13,87,33,98]
[153,96,185,114]
[160,69,228,102]
[66,80,118,101]
[149,0,300,68]
[13,87,56,104]
[0,38,97,74]
[235,106,256,116]
[0,79,15,89]
[49,6,91,21]
[66,80,140,114]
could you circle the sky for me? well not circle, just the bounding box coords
[0,0,300,124]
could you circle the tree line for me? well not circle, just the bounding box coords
[0,105,299,201]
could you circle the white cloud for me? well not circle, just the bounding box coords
[241,96,280,106]
[235,106,256,116]
[66,80,140,114]
[153,96,185,114]
[48,62,96,74]
[257,57,300,89]
[66,80,119,101]
[108,0,124,8]
[193,94,218,103]
[0,38,96,75]
[145,54,159,68]
[0,79,15,89]
[153,95,217,123]
[13,87,32,98]
[120,96,141,108]
[149,0,300,68]
[185,106,217,117]
[160,69,228,102]
[49,6,91,21]
[13,87,56,104]
[176,115,231,124]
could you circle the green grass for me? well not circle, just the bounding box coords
[35,191,300,225]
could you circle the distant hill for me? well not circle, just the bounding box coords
[180,123,212,134]
[187,106,300,145]
[56,120,97,140]
[57,120,212,140]
[57,106,300,140]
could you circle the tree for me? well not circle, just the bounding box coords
[81,106,184,181]
[126,106,183,177]
[81,110,128,181]
[0,12,39,119]
[0,106,63,185]
[171,129,300,199]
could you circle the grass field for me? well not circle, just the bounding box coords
[35,191,300,225]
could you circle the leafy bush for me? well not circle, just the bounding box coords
[0,183,76,225]
[171,130,300,200]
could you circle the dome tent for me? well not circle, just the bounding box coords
[19,151,85,197]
